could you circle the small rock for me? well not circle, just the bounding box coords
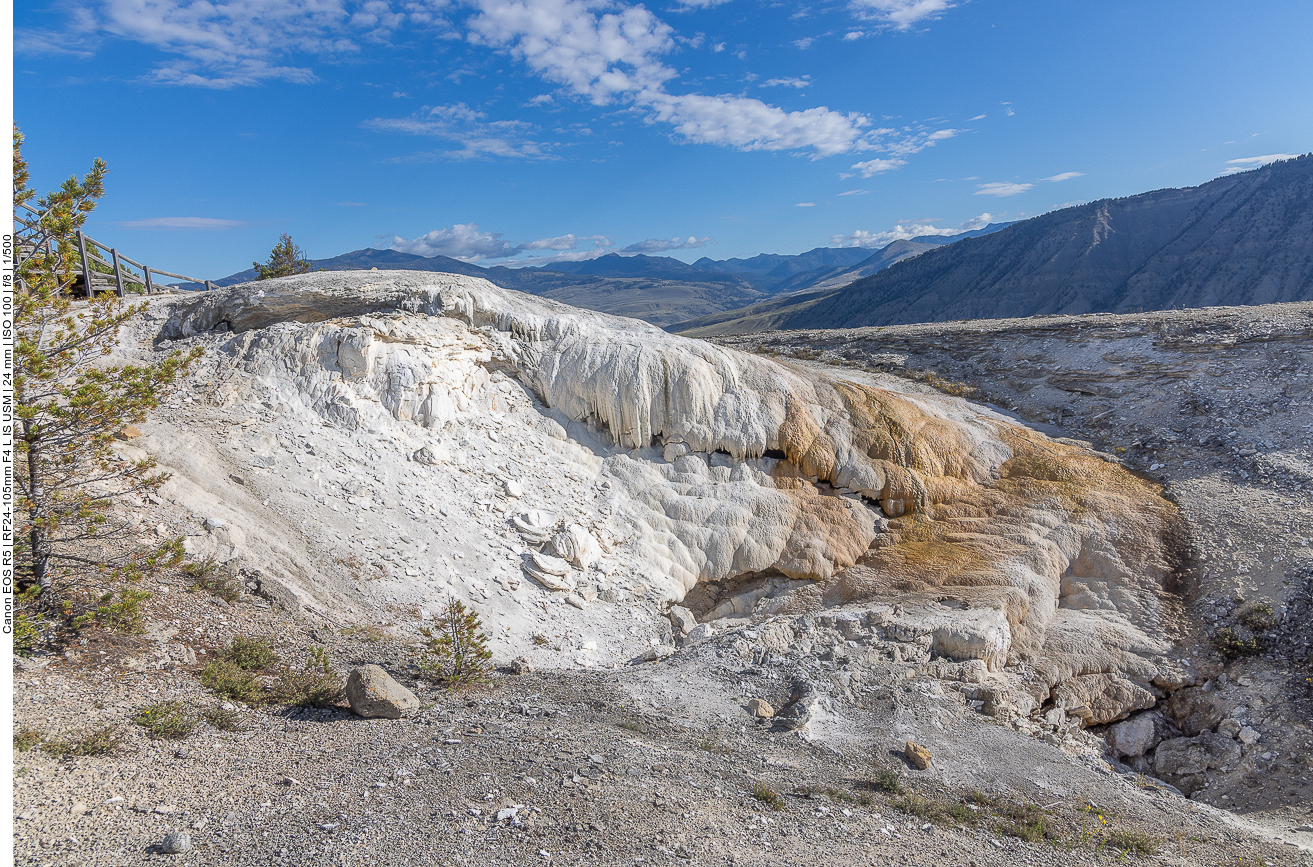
[641,645,676,662]
[668,605,697,636]
[153,805,177,815]
[496,806,521,823]
[905,741,932,770]
[346,665,421,719]
[69,803,88,819]
[229,473,247,486]
[1238,726,1260,745]
[160,832,191,855]
[281,776,301,786]
[684,623,714,643]
[173,748,190,760]
[509,656,534,675]
[505,479,524,498]
[191,818,208,831]
[565,593,586,610]
[116,424,142,440]
[1217,718,1242,739]
[204,517,225,531]
[747,698,775,719]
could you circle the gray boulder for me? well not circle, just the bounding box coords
[346,665,421,719]
[1107,715,1158,758]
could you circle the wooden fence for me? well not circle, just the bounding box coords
[14,200,219,296]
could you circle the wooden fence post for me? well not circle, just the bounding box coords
[76,230,93,297]
[144,267,154,295]
[109,248,126,297]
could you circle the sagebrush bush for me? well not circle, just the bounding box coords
[418,597,492,689]
[133,701,196,740]
[224,635,278,671]
[185,557,239,603]
[200,660,267,704]
[71,588,152,633]
[273,647,345,708]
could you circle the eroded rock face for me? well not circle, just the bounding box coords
[161,271,1187,724]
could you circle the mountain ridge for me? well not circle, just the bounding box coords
[675,156,1313,335]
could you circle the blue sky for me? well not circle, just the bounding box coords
[14,0,1313,279]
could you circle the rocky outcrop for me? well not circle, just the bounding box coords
[160,271,1190,724]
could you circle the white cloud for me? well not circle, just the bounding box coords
[796,202,816,207]
[849,157,905,177]
[519,233,611,250]
[1223,153,1299,173]
[762,76,811,88]
[467,0,888,158]
[792,36,814,49]
[1042,171,1084,182]
[619,236,711,253]
[848,0,955,29]
[115,217,245,229]
[365,103,550,159]
[671,0,733,7]
[80,0,417,87]
[837,189,870,196]
[642,92,873,158]
[831,212,993,248]
[467,0,676,104]
[975,182,1033,197]
[969,113,986,121]
[391,223,516,260]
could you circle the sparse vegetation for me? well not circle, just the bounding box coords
[699,734,731,755]
[133,701,196,740]
[995,802,1061,843]
[1106,829,1158,855]
[869,763,902,794]
[42,725,124,757]
[273,646,345,707]
[341,623,386,642]
[200,660,267,704]
[13,612,41,655]
[14,727,44,752]
[417,597,493,690]
[1237,601,1276,632]
[1214,627,1263,659]
[71,587,153,633]
[225,635,279,671]
[751,781,786,811]
[185,557,240,603]
[203,705,246,732]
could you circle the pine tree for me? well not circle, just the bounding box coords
[418,597,493,689]
[13,126,201,616]
[254,233,312,279]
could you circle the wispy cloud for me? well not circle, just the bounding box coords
[837,189,870,196]
[969,113,986,121]
[796,202,816,207]
[762,76,811,89]
[519,233,611,251]
[832,212,993,248]
[975,181,1033,197]
[848,158,904,177]
[848,0,956,29]
[1223,153,1299,173]
[1042,171,1084,182]
[115,217,245,229]
[365,103,552,160]
[618,236,711,253]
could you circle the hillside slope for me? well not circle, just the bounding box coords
[678,156,1313,335]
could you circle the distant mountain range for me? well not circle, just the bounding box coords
[676,155,1313,335]
[191,225,1011,327]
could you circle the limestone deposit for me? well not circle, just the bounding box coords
[148,271,1188,726]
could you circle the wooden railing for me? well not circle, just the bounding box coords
[14,200,219,296]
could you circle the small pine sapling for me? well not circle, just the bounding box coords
[418,597,493,689]
[254,234,312,280]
